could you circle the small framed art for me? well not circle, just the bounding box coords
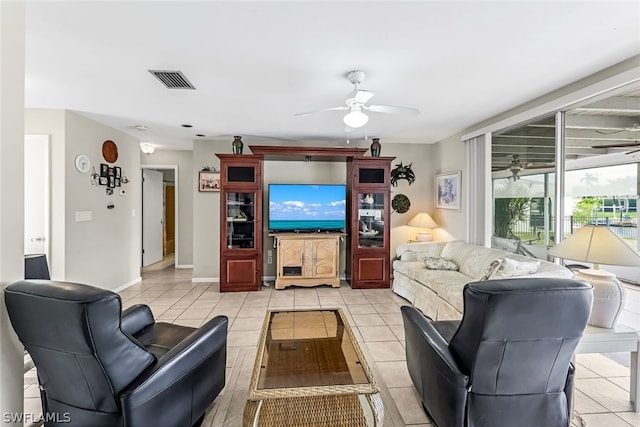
[199,171,221,192]
[435,171,461,211]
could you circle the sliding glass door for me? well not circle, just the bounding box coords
[491,115,556,259]
[488,85,640,274]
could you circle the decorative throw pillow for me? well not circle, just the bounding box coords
[424,257,458,271]
[480,259,502,281]
[494,257,540,277]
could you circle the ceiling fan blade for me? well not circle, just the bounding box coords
[352,89,375,104]
[294,106,349,116]
[525,163,555,169]
[365,105,420,115]
[595,129,624,135]
[590,142,640,149]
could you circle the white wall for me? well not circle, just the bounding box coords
[141,149,193,267]
[25,109,142,291]
[1,1,26,423]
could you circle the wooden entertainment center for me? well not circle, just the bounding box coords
[217,145,394,292]
[270,232,342,289]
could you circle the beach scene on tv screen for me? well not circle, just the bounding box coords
[269,184,346,230]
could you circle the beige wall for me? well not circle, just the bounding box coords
[192,139,227,278]
[431,133,466,241]
[25,109,141,291]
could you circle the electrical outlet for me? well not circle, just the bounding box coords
[267,250,273,257]
[267,256,273,264]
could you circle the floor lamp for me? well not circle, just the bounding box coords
[548,225,640,328]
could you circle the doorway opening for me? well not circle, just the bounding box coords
[141,165,179,271]
[24,134,50,271]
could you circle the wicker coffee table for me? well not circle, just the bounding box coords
[243,308,383,426]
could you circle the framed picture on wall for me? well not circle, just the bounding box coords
[435,171,461,211]
[100,163,109,177]
[199,171,221,192]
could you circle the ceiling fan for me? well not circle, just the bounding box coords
[500,155,555,181]
[295,70,419,130]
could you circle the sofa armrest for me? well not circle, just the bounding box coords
[121,304,155,336]
[120,316,228,408]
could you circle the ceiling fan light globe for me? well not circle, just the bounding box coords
[140,142,155,154]
[343,110,369,128]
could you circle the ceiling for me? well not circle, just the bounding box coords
[24,1,640,151]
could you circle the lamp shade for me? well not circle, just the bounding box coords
[407,213,438,229]
[548,225,640,267]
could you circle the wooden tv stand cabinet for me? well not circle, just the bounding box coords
[270,233,343,290]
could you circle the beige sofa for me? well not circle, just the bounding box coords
[392,241,573,320]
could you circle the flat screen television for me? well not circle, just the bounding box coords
[268,184,346,232]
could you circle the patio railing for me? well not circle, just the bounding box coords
[511,214,638,243]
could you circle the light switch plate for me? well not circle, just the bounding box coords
[75,211,92,222]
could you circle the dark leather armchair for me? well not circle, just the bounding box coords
[401,278,593,427]
[5,280,228,427]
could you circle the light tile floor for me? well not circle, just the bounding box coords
[23,267,640,426]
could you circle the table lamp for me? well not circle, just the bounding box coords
[548,225,640,328]
[407,213,438,242]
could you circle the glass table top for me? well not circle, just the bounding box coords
[254,309,372,391]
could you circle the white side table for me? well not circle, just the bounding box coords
[575,324,640,412]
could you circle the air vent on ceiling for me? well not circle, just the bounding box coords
[148,70,195,89]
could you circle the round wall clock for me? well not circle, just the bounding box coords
[74,154,91,173]
[102,140,118,163]
[392,194,411,213]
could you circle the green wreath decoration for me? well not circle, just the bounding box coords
[392,194,411,213]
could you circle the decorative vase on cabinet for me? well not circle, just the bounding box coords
[232,135,244,154]
[370,138,381,157]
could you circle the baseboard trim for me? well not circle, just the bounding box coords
[176,264,193,269]
[114,277,141,293]
[192,277,220,283]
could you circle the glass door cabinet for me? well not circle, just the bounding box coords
[216,154,263,292]
[347,157,393,289]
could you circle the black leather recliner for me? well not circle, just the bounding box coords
[401,278,593,427]
[5,280,228,427]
